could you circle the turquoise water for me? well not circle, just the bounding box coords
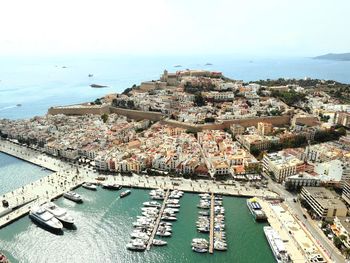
[0,55,350,119]
[0,152,50,195]
[0,187,274,263]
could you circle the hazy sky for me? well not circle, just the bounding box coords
[0,0,349,56]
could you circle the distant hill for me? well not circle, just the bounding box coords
[314,53,350,61]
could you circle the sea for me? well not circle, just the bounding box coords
[0,55,350,262]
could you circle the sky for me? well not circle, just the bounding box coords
[0,0,349,57]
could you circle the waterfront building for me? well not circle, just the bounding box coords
[263,151,304,183]
[284,172,320,190]
[300,187,347,219]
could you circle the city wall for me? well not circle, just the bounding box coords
[48,105,110,116]
[109,107,164,121]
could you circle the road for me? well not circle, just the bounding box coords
[267,177,346,263]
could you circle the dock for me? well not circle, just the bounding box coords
[146,189,170,250]
[209,192,214,254]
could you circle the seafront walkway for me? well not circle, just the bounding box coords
[0,140,278,229]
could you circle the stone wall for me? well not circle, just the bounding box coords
[48,105,110,116]
[109,107,164,121]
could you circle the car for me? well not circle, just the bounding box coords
[303,214,307,219]
[293,198,297,203]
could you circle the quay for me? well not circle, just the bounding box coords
[209,193,214,254]
[146,189,170,250]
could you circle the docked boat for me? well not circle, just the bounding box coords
[192,247,208,253]
[102,183,122,190]
[120,190,131,198]
[82,182,97,191]
[166,203,180,208]
[156,231,171,237]
[143,201,161,208]
[247,197,267,221]
[63,191,83,203]
[161,215,177,221]
[214,241,227,251]
[42,202,74,226]
[153,239,167,246]
[263,226,291,263]
[126,239,146,251]
[29,206,63,232]
[0,253,9,263]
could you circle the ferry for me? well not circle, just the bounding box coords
[42,202,75,226]
[263,226,291,263]
[246,197,267,221]
[120,190,131,198]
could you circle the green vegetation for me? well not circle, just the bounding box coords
[194,94,206,106]
[271,90,307,106]
[101,113,108,123]
[319,113,330,122]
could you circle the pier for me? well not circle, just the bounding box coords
[209,193,214,254]
[146,189,170,250]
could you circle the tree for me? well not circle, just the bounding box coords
[101,113,108,123]
[194,94,206,107]
[333,236,343,249]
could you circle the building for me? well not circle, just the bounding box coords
[263,151,304,182]
[230,124,245,136]
[332,217,350,249]
[236,134,279,151]
[300,187,347,219]
[335,111,350,128]
[284,172,321,190]
[257,122,272,136]
[342,180,350,206]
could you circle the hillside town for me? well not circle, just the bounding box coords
[1,69,350,261]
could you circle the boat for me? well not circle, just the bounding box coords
[102,183,122,190]
[16,104,22,107]
[161,215,177,221]
[88,74,93,77]
[82,182,97,191]
[126,239,146,251]
[42,202,74,226]
[120,190,131,198]
[263,226,291,263]
[90,84,108,88]
[143,201,161,208]
[192,247,208,253]
[166,203,180,208]
[29,206,63,232]
[0,253,9,263]
[153,239,167,246]
[63,191,83,203]
[247,197,267,221]
[174,65,182,68]
[156,231,171,237]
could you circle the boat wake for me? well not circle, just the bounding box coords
[0,105,17,111]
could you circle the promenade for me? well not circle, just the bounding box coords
[0,139,278,230]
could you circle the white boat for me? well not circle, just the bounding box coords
[192,247,208,253]
[102,183,122,190]
[130,231,149,240]
[126,239,146,251]
[166,204,180,208]
[156,231,171,237]
[82,182,97,191]
[143,201,161,208]
[161,216,177,221]
[63,191,83,203]
[263,226,291,263]
[29,206,63,232]
[42,202,74,225]
[152,239,167,246]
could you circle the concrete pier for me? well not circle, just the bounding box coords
[146,189,170,250]
[209,193,214,254]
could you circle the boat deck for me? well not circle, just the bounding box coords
[146,189,170,250]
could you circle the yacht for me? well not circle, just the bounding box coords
[153,239,167,246]
[263,226,291,263]
[29,206,63,231]
[166,203,180,208]
[120,190,131,198]
[247,197,267,221]
[156,230,171,237]
[192,247,208,253]
[63,191,83,203]
[102,183,122,190]
[143,201,161,208]
[126,239,146,251]
[42,202,74,226]
[82,182,97,191]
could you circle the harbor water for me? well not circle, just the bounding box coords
[0,185,274,263]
